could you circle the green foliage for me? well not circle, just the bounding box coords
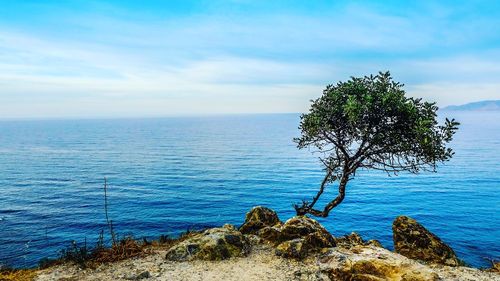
[294,71,459,216]
[296,71,459,179]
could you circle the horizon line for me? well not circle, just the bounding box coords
[0,112,304,122]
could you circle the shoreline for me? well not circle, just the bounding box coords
[2,206,499,281]
[34,243,500,281]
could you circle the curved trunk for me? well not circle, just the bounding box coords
[295,174,349,217]
[309,169,332,209]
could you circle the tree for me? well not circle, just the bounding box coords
[294,71,459,217]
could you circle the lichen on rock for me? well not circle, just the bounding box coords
[239,206,281,235]
[392,216,460,266]
[35,208,500,281]
[239,207,337,259]
[256,225,282,244]
[335,232,384,249]
[279,216,335,245]
[320,245,441,281]
[165,226,250,261]
[271,216,336,259]
[275,238,309,259]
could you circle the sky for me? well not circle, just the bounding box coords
[0,0,499,119]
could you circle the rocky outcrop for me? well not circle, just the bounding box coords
[279,216,334,244]
[393,216,460,266]
[273,216,335,259]
[487,261,500,273]
[37,241,500,281]
[35,207,500,281]
[256,225,282,243]
[275,238,309,259]
[239,206,281,234]
[335,232,383,248]
[239,207,336,259]
[319,245,441,281]
[165,224,250,261]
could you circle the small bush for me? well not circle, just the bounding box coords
[35,229,202,270]
[55,236,146,268]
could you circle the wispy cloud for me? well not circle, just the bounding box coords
[0,1,498,118]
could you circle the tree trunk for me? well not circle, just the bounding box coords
[308,169,332,208]
[296,174,348,217]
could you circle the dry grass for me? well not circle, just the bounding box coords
[51,230,202,269]
[91,237,147,264]
[2,177,205,276]
[0,268,38,281]
[51,236,149,269]
[1,228,203,281]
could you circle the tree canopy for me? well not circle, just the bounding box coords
[294,71,459,217]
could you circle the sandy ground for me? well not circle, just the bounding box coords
[35,244,500,281]
[35,245,325,281]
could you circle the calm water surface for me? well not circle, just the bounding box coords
[0,112,498,268]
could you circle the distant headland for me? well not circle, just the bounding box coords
[442,100,500,111]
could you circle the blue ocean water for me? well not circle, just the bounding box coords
[0,112,498,268]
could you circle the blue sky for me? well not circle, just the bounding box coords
[0,0,499,118]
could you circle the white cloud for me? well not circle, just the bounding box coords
[0,2,499,118]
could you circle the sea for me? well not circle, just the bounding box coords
[0,112,498,268]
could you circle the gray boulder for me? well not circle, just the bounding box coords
[165,224,250,261]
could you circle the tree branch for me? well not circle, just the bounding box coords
[321,130,350,158]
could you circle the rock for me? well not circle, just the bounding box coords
[486,261,500,272]
[303,231,335,249]
[280,216,335,247]
[320,245,440,281]
[275,238,309,259]
[274,216,336,259]
[135,271,151,280]
[335,232,365,247]
[239,206,281,234]
[244,234,262,246]
[125,271,151,280]
[293,269,330,281]
[275,231,336,260]
[393,216,460,266]
[222,223,237,231]
[366,239,383,248]
[256,226,282,244]
[165,226,250,261]
[335,232,384,248]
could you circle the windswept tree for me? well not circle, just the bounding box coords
[294,71,459,217]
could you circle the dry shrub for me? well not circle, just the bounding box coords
[92,236,145,264]
[56,236,147,268]
[54,230,201,269]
